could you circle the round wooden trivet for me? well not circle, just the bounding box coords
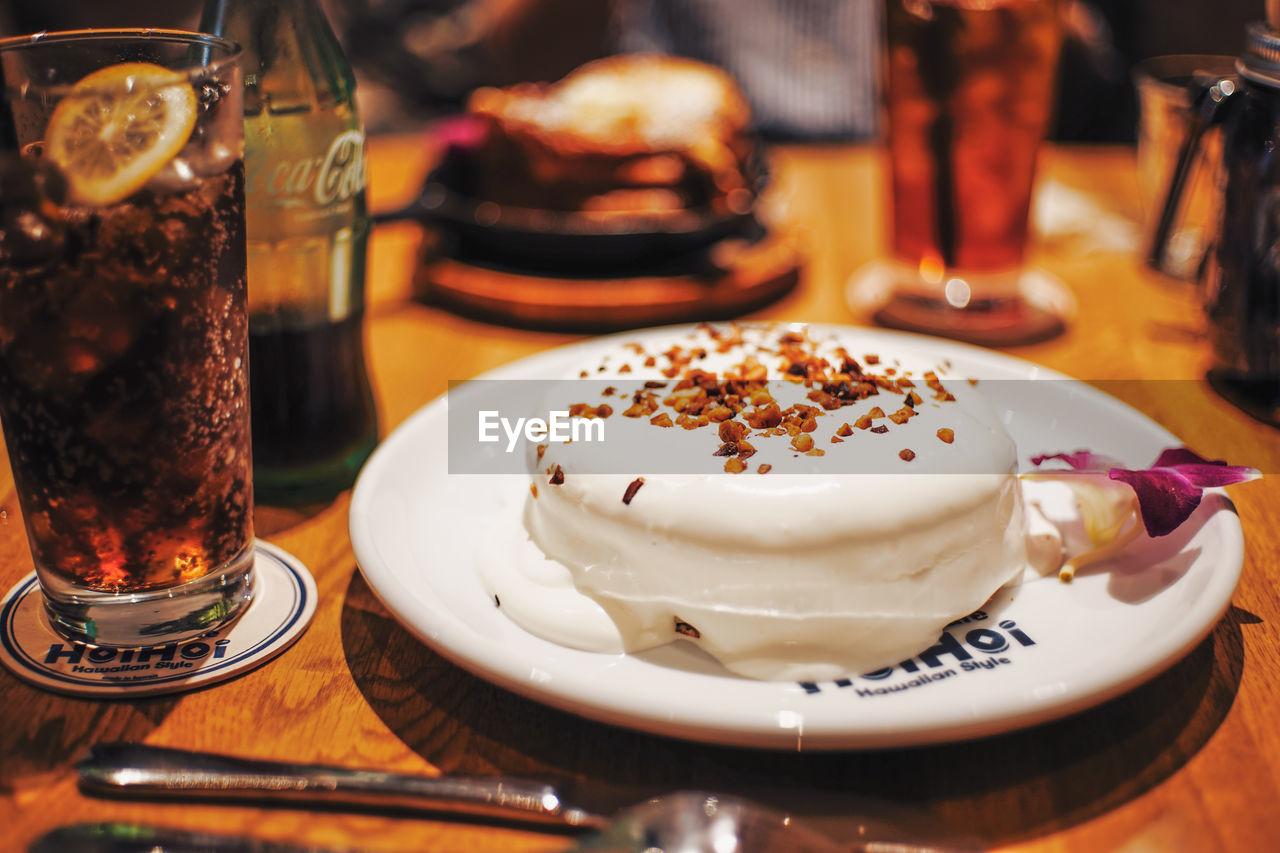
[414,228,803,332]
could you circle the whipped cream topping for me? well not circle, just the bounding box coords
[480,324,1046,681]
[501,57,739,149]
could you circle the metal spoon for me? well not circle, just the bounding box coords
[564,790,968,852]
[77,742,602,829]
[75,743,982,852]
[34,795,968,853]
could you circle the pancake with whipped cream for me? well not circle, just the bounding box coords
[481,324,1032,681]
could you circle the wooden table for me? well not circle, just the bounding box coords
[2,136,1278,852]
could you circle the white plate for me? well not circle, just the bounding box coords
[349,324,1244,750]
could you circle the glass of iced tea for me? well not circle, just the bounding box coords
[851,0,1068,346]
[0,31,255,646]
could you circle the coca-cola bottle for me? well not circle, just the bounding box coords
[201,0,378,504]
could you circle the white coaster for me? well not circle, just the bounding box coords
[0,540,315,697]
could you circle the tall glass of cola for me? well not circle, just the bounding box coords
[0,30,255,646]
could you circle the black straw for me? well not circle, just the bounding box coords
[915,5,962,267]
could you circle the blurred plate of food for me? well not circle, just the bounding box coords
[376,54,768,272]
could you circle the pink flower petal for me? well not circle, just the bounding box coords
[1146,448,1259,487]
[1163,464,1260,488]
[1151,447,1212,468]
[1031,445,1260,538]
[1029,450,1123,471]
[1107,467,1204,537]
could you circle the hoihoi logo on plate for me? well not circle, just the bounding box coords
[797,610,1037,695]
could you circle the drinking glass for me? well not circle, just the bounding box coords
[1135,54,1235,281]
[850,0,1069,346]
[0,30,255,646]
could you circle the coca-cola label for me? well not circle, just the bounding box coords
[247,129,367,207]
[314,130,366,205]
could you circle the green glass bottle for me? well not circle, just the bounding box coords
[201,0,379,504]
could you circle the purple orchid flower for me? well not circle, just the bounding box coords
[1030,447,1259,538]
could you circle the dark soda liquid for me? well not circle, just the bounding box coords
[0,163,254,593]
[248,312,378,503]
[885,0,1060,274]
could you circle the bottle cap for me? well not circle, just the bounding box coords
[1242,21,1280,87]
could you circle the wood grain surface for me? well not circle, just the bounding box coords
[1,135,1278,853]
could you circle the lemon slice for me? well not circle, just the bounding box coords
[45,61,198,206]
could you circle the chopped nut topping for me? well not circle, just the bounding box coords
[806,388,843,410]
[622,393,658,418]
[937,428,955,444]
[734,357,768,382]
[536,444,548,460]
[676,412,709,429]
[674,618,701,638]
[757,463,772,474]
[565,325,967,475]
[744,404,783,429]
[569,402,613,419]
[888,406,917,425]
[530,484,538,498]
[622,477,645,505]
[899,448,916,461]
[548,465,565,485]
[923,372,955,401]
